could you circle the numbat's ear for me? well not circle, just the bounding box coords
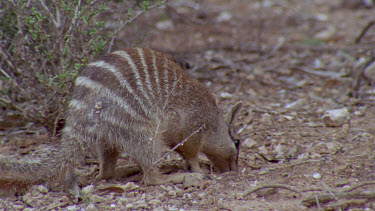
[226,101,243,126]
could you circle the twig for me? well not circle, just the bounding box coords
[141,123,206,184]
[315,195,321,210]
[241,124,325,137]
[290,159,324,168]
[350,57,375,98]
[0,97,25,113]
[321,181,338,201]
[291,66,348,80]
[150,74,182,161]
[251,108,282,115]
[342,181,375,192]
[67,0,82,34]
[347,153,370,158]
[348,132,366,142]
[256,0,264,52]
[107,0,168,53]
[355,20,375,44]
[301,143,313,159]
[301,188,324,192]
[243,184,300,197]
[280,43,375,53]
[256,152,280,163]
[0,67,10,78]
[40,0,61,28]
[0,43,20,75]
[301,191,375,207]
[152,123,206,168]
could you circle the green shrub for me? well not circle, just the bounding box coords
[0,0,166,134]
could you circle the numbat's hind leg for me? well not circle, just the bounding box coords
[96,144,119,180]
[62,166,81,199]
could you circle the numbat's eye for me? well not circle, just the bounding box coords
[233,139,240,148]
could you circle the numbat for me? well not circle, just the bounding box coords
[0,47,242,197]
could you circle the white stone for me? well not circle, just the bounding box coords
[322,108,350,127]
[86,203,98,211]
[220,92,233,99]
[364,61,375,81]
[36,185,48,194]
[91,195,106,204]
[285,99,306,110]
[312,173,321,179]
[82,185,95,195]
[216,11,232,22]
[242,138,257,149]
[315,26,336,41]
[148,199,162,206]
[156,20,174,30]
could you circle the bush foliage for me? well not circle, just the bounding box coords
[0,0,166,134]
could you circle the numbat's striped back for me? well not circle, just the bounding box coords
[64,47,218,150]
[73,47,189,120]
[0,47,242,198]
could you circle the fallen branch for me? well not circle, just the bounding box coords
[355,20,375,44]
[350,56,375,98]
[243,184,300,197]
[0,97,25,113]
[301,191,375,207]
[342,181,375,192]
[291,66,349,80]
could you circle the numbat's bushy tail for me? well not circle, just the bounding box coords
[0,47,242,197]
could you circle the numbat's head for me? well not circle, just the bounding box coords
[201,101,242,172]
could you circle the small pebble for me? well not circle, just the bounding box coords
[182,193,192,199]
[167,190,177,197]
[82,185,95,195]
[322,108,350,127]
[86,203,98,211]
[312,173,321,179]
[36,185,48,194]
[216,11,232,22]
[12,204,25,210]
[148,199,162,206]
[197,192,206,199]
[91,195,106,204]
[242,138,257,149]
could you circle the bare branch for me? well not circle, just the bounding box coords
[0,97,25,113]
[107,0,168,53]
[40,0,60,29]
[0,67,10,78]
[243,184,301,197]
[67,0,82,34]
[355,20,375,44]
[0,42,20,75]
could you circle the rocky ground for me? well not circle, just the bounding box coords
[1,0,375,210]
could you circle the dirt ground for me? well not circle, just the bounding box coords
[1,0,375,210]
